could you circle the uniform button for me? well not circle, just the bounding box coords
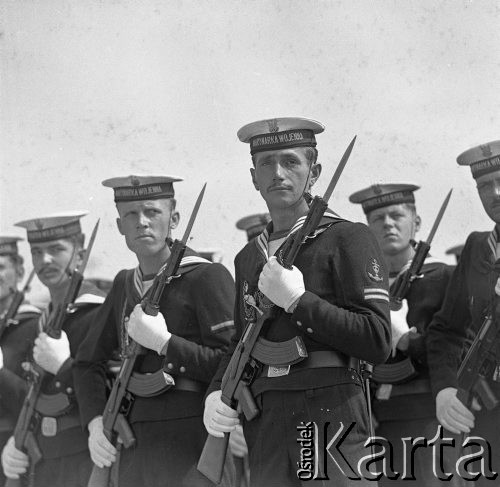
[306,328,313,334]
[179,366,186,373]
[55,381,61,388]
[166,363,174,370]
[297,321,302,327]
[66,387,73,394]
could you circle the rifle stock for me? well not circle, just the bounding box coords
[457,308,500,410]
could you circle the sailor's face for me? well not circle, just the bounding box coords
[250,147,319,210]
[477,171,500,224]
[116,199,178,257]
[367,204,419,256]
[30,239,77,289]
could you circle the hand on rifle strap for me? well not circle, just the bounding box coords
[33,330,70,375]
[127,304,171,354]
[258,256,305,312]
[1,436,28,479]
[203,390,240,438]
[88,416,117,468]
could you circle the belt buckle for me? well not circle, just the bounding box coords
[267,365,290,378]
[376,384,393,401]
[41,417,57,437]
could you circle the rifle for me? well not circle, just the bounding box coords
[0,269,36,341]
[197,136,357,484]
[6,220,99,487]
[457,296,500,411]
[372,190,453,384]
[87,184,206,487]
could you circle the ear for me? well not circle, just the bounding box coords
[116,217,124,236]
[15,264,25,281]
[76,248,85,265]
[170,210,180,230]
[414,214,422,234]
[308,163,322,189]
[250,168,259,191]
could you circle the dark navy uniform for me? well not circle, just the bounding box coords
[373,260,459,487]
[209,214,391,486]
[0,305,39,485]
[427,230,500,486]
[30,281,105,487]
[74,249,235,487]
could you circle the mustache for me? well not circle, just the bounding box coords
[267,183,292,192]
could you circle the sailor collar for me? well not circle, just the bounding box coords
[255,208,341,261]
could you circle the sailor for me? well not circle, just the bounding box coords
[427,140,500,486]
[74,175,236,486]
[203,117,391,486]
[350,184,457,486]
[1,212,105,487]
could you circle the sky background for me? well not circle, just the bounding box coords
[1,0,500,303]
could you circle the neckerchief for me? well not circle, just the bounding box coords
[255,208,342,262]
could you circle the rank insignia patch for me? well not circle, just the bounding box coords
[367,258,383,282]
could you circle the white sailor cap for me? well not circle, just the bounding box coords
[457,141,500,179]
[15,211,88,244]
[102,175,183,202]
[349,183,420,214]
[0,236,22,256]
[237,117,325,155]
[236,213,271,241]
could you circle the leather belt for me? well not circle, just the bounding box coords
[377,378,431,400]
[175,377,205,394]
[259,350,349,378]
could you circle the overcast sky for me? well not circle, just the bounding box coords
[1,0,500,302]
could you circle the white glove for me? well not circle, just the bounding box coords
[203,390,240,438]
[1,436,28,479]
[127,304,171,354]
[258,256,305,312]
[33,331,71,375]
[88,416,117,468]
[0,346,3,370]
[229,424,248,458]
[389,299,415,356]
[436,387,477,435]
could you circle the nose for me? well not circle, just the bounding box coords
[382,215,394,228]
[137,212,149,228]
[42,252,53,265]
[271,162,285,181]
[493,181,500,198]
